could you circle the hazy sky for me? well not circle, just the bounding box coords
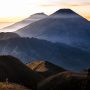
[0,0,90,22]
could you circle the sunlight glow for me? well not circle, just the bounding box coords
[0,0,90,22]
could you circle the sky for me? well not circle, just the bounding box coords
[0,0,90,23]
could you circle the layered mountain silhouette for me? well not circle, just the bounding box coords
[0,32,20,40]
[27,61,65,78]
[16,9,90,52]
[0,13,47,32]
[0,37,90,71]
[0,55,42,89]
[0,8,90,90]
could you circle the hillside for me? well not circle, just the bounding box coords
[38,71,88,90]
[0,82,31,90]
[0,13,47,32]
[0,38,90,71]
[16,9,90,52]
[27,61,65,78]
[0,32,20,40]
[0,55,41,90]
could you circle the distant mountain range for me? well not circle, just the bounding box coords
[0,13,47,32]
[0,37,90,71]
[0,9,90,90]
[0,9,90,71]
[15,9,90,52]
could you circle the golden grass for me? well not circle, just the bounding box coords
[0,82,31,90]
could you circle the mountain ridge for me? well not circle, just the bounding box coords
[15,9,90,52]
[0,37,90,71]
[0,13,47,32]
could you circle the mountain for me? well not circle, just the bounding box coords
[0,13,47,32]
[27,61,65,78]
[38,71,88,90]
[0,55,40,90]
[16,9,90,52]
[30,13,47,19]
[0,32,20,40]
[0,37,90,71]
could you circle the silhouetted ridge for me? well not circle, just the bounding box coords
[51,9,87,20]
[53,9,77,15]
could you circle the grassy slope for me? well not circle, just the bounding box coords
[0,55,42,90]
[0,82,31,90]
[38,71,88,90]
[27,61,65,78]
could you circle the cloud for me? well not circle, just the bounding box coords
[67,2,90,7]
[39,1,90,7]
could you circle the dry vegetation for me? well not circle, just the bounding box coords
[0,56,89,90]
[38,71,89,90]
[27,61,65,78]
[0,82,31,90]
[0,56,39,90]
